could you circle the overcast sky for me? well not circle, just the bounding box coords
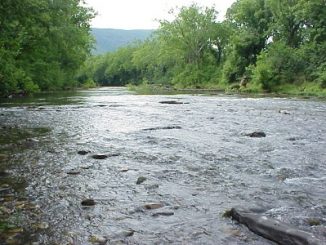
[84,0,236,30]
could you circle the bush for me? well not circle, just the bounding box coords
[252,42,305,92]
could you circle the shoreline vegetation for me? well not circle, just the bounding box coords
[1,1,325,99]
[75,1,325,99]
[127,83,326,98]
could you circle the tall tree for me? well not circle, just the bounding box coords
[157,4,226,87]
[222,0,272,83]
[0,0,94,97]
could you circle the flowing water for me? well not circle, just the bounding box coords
[0,87,325,244]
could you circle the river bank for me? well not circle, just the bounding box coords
[127,83,326,98]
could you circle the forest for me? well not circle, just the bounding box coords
[0,0,94,97]
[1,0,325,97]
[78,0,326,96]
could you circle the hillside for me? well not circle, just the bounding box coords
[91,28,154,55]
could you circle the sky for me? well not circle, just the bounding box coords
[84,0,236,30]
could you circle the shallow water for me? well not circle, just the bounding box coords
[0,87,325,244]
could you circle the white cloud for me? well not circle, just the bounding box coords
[84,0,235,29]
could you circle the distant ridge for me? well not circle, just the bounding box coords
[91,28,154,55]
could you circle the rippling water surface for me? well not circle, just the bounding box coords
[0,87,325,244]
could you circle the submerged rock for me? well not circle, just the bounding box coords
[78,150,89,155]
[245,131,266,138]
[116,229,135,238]
[279,110,291,115]
[159,101,186,105]
[136,176,147,185]
[89,235,107,244]
[145,183,159,190]
[81,199,96,206]
[91,154,108,160]
[152,211,174,217]
[229,207,321,245]
[119,166,129,172]
[287,137,297,141]
[144,203,163,210]
[66,170,81,175]
[143,126,182,131]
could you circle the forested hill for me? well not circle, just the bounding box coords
[91,28,154,54]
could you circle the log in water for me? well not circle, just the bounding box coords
[230,207,322,245]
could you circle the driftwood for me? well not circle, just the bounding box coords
[230,208,321,245]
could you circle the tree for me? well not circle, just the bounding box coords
[156,4,225,87]
[0,0,94,97]
[222,0,272,83]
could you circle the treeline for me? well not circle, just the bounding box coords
[0,0,94,97]
[78,0,326,95]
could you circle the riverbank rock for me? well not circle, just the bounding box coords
[245,131,266,138]
[229,207,321,245]
[136,176,147,185]
[81,199,96,206]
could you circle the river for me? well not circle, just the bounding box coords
[0,87,325,244]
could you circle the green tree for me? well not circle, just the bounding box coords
[222,0,272,84]
[252,41,306,91]
[0,0,94,97]
[156,4,225,87]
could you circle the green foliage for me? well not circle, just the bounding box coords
[314,63,326,89]
[0,0,94,97]
[222,0,272,84]
[252,42,306,91]
[81,79,97,89]
[266,0,303,47]
[82,1,325,96]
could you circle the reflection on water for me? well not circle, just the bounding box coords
[0,87,325,244]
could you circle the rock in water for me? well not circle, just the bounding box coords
[66,170,81,175]
[152,211,174,217]
[159,101,185,104]
[81,199,96,206]
[119,166,129,172]
[229,207,321,245]
[143,126,182,131]
[91,154,108,160]
[144,203,163,210]
[89,235,107,244]
[78,150,89,155]
[245,131,266,138]
[136,176,147,185]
